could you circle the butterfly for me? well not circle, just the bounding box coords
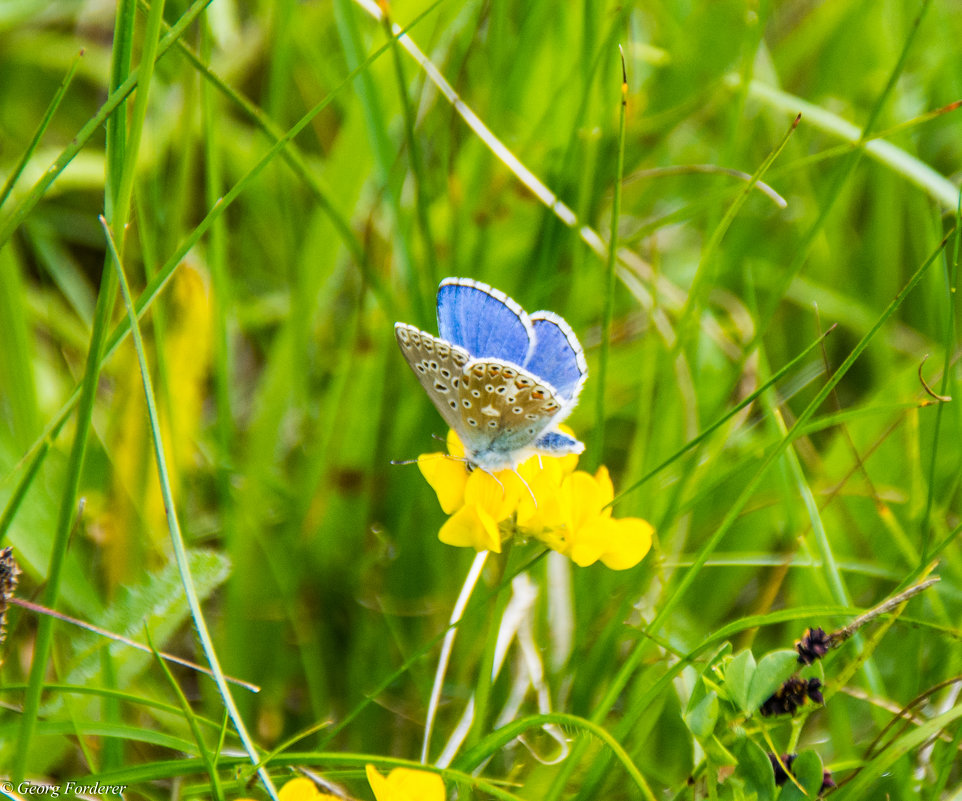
[395,277,587,472]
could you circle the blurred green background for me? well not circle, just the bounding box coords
[0,0,960,798]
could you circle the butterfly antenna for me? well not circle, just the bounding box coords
[513,468,538,508]
[391,452,449,467]
[479,467,506,497]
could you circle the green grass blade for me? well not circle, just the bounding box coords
[99,217,278,800]
[0,0,213,251]
[593,48,628,467]
[0,49,84,210]
[920,192,961,558]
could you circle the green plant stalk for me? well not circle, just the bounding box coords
[0,441,48,545]
[748,0,935,348]
[593,48,628,466]
[761,387,884,700]
[467,548,512,751]
[839,690,962,797]
[930,701,962,799]
[0,50,83,209]
[104,0,135,219]
[612,325,835,505]
[101,0,168,770]
[674,113,800,355]
[0,0,214,251]
[920,192,961,558]
[8,596,259,691]
[0,682,226,725]
[747,90,960,211]
[200,12,237,582]
[381,6,438,290]
[100,218,277,800]
[422,552,488,763]
[455,712,656,801]
[2,13,427,526]
[112,0,167,242]
[334,0,425,322]
[11,0,141,770]
[12,213,119,782]
[74,604,900,788]
[148,629,225,801]
[317,550,548,751]
[551,229,953,801]
[137,0,370,278]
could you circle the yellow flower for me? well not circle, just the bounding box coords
[237,777,338,801]
[417,430,653,570]
[555,466,654,570]
[365,765,445,801]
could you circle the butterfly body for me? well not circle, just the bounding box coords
[395,278,587,471]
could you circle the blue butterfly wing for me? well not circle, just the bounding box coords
[524,313,588,402]
[436,278,533,365]
[533,428,585,456]
[455,359,573,470]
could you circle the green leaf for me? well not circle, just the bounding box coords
[747,650,800,714]
[776,750,823,801]
[736,737,777,801]
[684,690,719,740]
[725,650,757,714]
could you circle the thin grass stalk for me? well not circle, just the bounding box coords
[100,0,168,768]
[748,0,935,346]
[10,0,142,773]
[0,0,214,251]
[2,15,429,520]
[135,0,369,274]
[422,551,488,763]
[100,218,277,800]
[467,549,512,754]
[552,229,953,801]
[111,0,167,244]
[0,682,226,724]
[200,12,237,592]
[760,389,886,699]
[920,192,961,559]
[456,712,656,801]
[333,0,424,320]
[11,109,116,788]
[148,630,226,801]
[0,50,84,210]
[612,325,834,505]
[593,48,628,466]
[675,113,800,355]
[9,596,259,692]
[104,0,136,219]
[381,5,438,290]
[745,82,960,211]
[317,550,547,751]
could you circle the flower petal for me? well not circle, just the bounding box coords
[464,467,523,522]
[446,429,466,458]
[418,453,468,514]
[516,459,567,530]
[439,503,502,552]
[592,465,615,514]
[366,765,446,801]
[276,778,322,801]
[569,516,653,570]
[563,470,609,531]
